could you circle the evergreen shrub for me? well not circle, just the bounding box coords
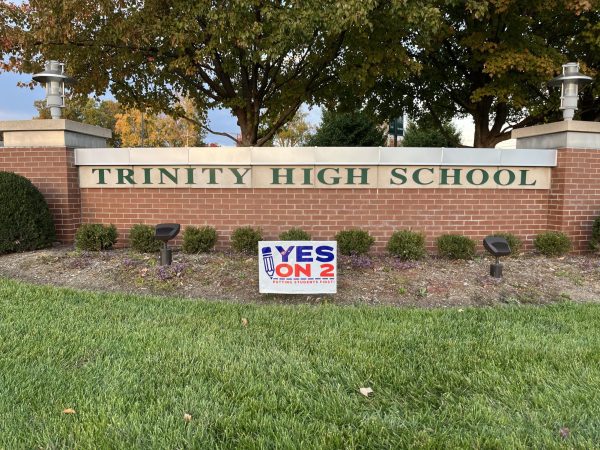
[182,226,217,253]
[0,171,55,254]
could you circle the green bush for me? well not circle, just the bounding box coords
[231,226,263,254]
[490,232,522,255]
[534,231,571,256]
[590,216,600,251]
[0,171,55,254]
[182,226,218,253]
[387,230,426,260]
[129,224,162,253]
[75,223,118,251]
[279,228,311,241]
[436,234,476,260]
[334,229,375,255]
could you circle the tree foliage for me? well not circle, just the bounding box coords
[307,110,386,147]
[115,98,205,147]
[273,110,313,147]
[401,120,461,147]
[363,0,599,147]
[1,0,438,146]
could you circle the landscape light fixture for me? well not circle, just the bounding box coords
[32,60,74,119]
[483,236,511,279]
[155,223,181,266]
[548,62,593,121]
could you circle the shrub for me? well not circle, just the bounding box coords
[279,227,311,241]
[182,226,217,253]
[436,234,476,260]
[334,229,375,255]
[75,223,118,251]
[129,224,162,253]
[590,216,600,251]
[387,230,426,260]
[534,231,571,256]
[490,232,522,255]
[0,171,56,254]
[231,226,263,254]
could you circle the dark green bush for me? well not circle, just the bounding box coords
[231,226,263,254]
[490,232,522,255]
[279,227,311,241]
[75,223,118,251]
[334,229,375,255]
[0,171,55,254]
[387,230,426,260]
[436,234,476,260]
[182,226,217,253]
[534,231,571,256]
[590,216,600,251]
[129,224,161,253]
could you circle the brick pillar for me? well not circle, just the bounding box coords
[0,120,111,244]
[513,121,600,252]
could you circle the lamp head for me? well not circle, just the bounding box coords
[32,61,75,119]
[548,62,593,121]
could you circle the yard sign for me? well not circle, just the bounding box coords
[258,241,337,294]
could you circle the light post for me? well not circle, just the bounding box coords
[32,61,74,119]
[548,62,593,121]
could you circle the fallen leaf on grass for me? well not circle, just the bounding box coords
[359,387,374,397]
[62,408,76,414]
[241,318,248,327]
[559,427,570,439]
[184,413,192,422]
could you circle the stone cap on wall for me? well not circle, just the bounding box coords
[75,146,557,167]
[0,119,111,148]
[512,120,600,149]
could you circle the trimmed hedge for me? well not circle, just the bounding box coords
[182,226,217,253]
[279,228,311,241]
[231,226,263,254]
[0,171,56,254]
[534,231,571,256]
[75,223,118,251]
[437,234,476,260]
[387,230,426,260]
[129,224,162,253]
[590,216,600,252]
[335,229,375,255]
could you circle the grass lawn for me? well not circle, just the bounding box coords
[1,278,600,448]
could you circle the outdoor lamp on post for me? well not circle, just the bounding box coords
[548,62,593,121]
[32,60,74,119]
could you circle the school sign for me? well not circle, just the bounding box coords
[76,147,555,190]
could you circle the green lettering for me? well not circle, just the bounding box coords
[519,169,536,186]
[143,168,152,185]
[494,169,516,186]
[466,168,489,186]
[117,168,136,185]
[346,168,369,185]
[302,168,313,185]
[317,168,341,185]
[412,168,434,185]
[92,168,111,185]
[185,168,196,185]
[390,167,407,185]
[158,168,179,185]
[271,168,295,185]
[230,167,251,185]
[440,168,462,185]
[202,168,223,185]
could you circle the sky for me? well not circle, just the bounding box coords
[0,69,487,147]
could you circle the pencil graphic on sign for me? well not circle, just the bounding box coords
[262,246,275,278]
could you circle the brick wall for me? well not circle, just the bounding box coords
[0,146,81,243]
[548,148,600,251]
[80,187,550,252]
[3,144,600,253]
